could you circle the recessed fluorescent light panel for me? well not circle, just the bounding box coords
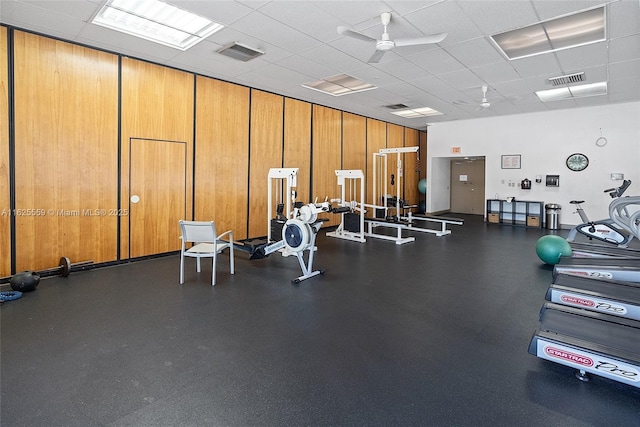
[536,82,607,102]
[492,7,605,60]
[92,0,224,50]
[390,107,443,118]
[302,74,377,96]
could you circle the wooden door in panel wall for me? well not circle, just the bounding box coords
[0,27,9,276]
[311,105,341,226]
[120,58,194,258]
[13,31,119,271]
[450,158,485,215]
[129,139,186,258]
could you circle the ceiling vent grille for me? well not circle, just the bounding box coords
[384,103,410,110]
[217,42,264,61]
[548,72,585,86]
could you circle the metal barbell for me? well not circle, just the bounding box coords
[0,257,94,284]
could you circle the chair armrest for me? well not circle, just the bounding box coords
[217,229,234,243]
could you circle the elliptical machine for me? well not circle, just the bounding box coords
[566,180,633,247]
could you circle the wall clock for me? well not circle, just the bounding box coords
[566,153,589,171]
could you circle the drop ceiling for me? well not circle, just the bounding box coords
[1,0,639,129]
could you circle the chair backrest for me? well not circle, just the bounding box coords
[179,220,217,244]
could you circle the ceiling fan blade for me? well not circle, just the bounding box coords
[337,26,377,43]
[394,32,448,47]
[367,50,386,63]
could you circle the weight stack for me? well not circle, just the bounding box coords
[270,218,286,241]
[344,213,361,233]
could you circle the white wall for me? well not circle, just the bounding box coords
[426,101,640,227]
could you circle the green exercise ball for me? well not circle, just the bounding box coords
[418,178,427,195]
[536,235,572,265]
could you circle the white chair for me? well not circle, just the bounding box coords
[179,220,234,286]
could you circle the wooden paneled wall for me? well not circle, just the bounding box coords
[0,27,9,277]
[342,112,367,204]
[404,128,421,207]
[312,105,342,226]
[195,76,250,240]
[249,90,284,238]
[2,27,427,272]
[284,98,312,203]
[120,57,194,259]
[366,119,387,216]
[13,31,119,271]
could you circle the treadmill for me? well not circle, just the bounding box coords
[547,272,640,321]
[570,241,640,259]
[553,257,640,282]
[529,302,640,387]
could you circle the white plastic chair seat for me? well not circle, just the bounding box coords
[179,220,234,286]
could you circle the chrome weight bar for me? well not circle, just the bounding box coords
[0,257,94,284]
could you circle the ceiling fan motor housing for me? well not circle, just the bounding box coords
[377,39,395,51]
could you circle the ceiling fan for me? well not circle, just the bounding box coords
[478,85,491,109]
[337,12,447,63]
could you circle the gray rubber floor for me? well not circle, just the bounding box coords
[2,215,639,426]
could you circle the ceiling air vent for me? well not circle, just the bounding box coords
[548,72,585,86]
[216,42,264,61]
[384,103,410,110]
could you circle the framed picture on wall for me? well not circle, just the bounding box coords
[501,154,521,169]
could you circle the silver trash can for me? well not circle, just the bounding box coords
[545,204,561,230]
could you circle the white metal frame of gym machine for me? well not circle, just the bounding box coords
[326,169,366,243]
[253,167,330,283]
[365,146,463,245]
[267,167,299,245]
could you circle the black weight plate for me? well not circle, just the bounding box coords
[60,257,71,277]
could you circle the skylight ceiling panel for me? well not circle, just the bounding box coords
[492,24,553,59]
[532,0,604,21]
[544,7,605,50]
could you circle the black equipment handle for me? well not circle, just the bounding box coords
[605,179,632,198]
